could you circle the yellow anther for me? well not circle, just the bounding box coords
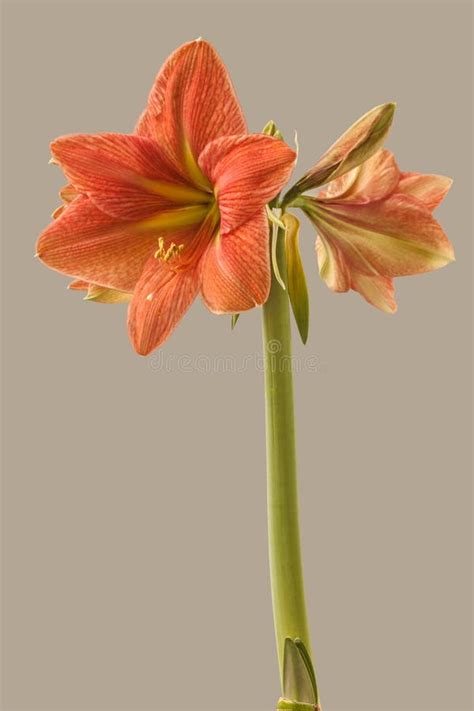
[154,237,166,260]
[165,243,184,261]
[154,237,184,262]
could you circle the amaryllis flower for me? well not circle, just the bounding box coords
[285,105,454,313]
[36,40,296,354]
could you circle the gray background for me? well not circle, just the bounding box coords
[2,1,472,710]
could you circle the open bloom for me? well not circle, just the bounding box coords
[287,106,454,313]
[37,40,296,354]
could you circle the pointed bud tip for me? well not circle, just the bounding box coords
[373,101,396,115]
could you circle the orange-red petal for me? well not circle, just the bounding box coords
[50,133,191,220]
[201,208,270,313]
[136,40,246,182]
[127,257,200,355]
[36,197,157,291]
[199,134,296,233]
[68,279,89,291]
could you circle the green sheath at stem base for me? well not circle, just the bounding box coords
[262,225,316,703]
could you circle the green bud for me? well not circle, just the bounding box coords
[263,119,284,140]
[283,102,396,206]
[283,214,310,345]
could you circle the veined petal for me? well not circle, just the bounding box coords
[201,208,270,313]
[316,232,397,312]
[308,193,455,277]
[313,168,359,203]
[128,257,200,355]
[315,233,351,292]
[397,172,453,211]
[36,197,159,291]
[68,279,89,291]
[288,102,395,197]
[135,43,183,137]
[350,273,397,313]
[50,133,205,220]
[318,149,400,204]
[137,40,246,182]
[199,134,296,234]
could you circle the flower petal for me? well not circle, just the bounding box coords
[201,208,270,312]
[316,230,397,313]
[315,233,351,292]
[350,273,397,313]
[397,172,453,212]
[127,257,200,355]
[136,40,246,182]
[288,102,395,197]
[308,193,455,277]
[50,133,203,220]
[318,149,400,204]
[36,197,158,291]
[68,279,89,290]
[199,134,296,234]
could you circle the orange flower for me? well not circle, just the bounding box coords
[286,106,454,313]
[37,40,296,354]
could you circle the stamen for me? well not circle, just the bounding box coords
[154,237,185,262]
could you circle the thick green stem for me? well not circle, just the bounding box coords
[262,226,312,685]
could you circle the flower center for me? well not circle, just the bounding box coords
[136,203,212,233]
[149,199,220,270]
[139,177,212,205]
